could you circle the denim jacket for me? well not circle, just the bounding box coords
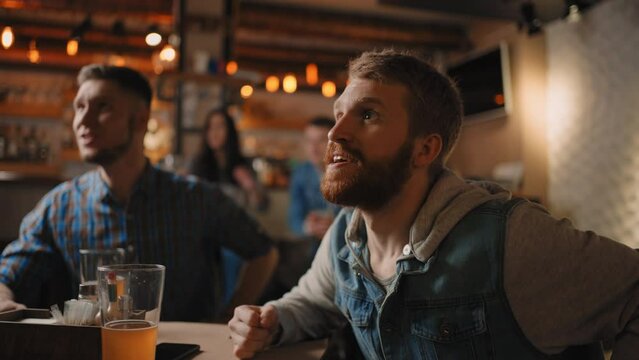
[333,199,541,359]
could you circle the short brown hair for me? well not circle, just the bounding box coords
[77,64,152,106]
[348,49,462,175]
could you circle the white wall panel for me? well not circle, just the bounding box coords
[546,0,639,247]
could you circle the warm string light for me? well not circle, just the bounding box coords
[159,44,176,62]
[145,24,162,46]
[262,73,338,96]
[226,61,238,75]
[265,75,279,92]
[282,73,297,93]
[145,32,162,47]
[1,26,14,49]
[27,39,40,63]
[240,85,253,99]
[321,81,336,98]
[66,38,79,56]
[306,63,318,85]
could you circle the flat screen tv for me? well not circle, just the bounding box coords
[446,43,512,122]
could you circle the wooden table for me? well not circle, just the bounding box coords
[158,322,327,359]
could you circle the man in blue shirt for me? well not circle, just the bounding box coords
[288,117,339,244]
[0,64,278,321]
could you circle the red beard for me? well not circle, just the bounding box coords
[320,141,413,211]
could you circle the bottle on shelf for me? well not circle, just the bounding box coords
[0,125,6,161]
[6,124,20,161]
[25,126,39,162]
[37,127,50,163]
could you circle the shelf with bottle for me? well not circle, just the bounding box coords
[0,122,62,180]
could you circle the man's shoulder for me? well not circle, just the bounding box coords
[44,170,97,200]
[148,166,220,196]
[22,170,98,219]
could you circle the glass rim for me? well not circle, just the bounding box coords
[79,248,126,255]
[97,264,165,272]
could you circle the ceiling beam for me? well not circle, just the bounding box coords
[234,43,355,67]
[236,2,468,50]
[0,0,173,21]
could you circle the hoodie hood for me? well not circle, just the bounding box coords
[345,168,511,262]
[410,169,511,261]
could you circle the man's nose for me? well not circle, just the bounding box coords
[328,114,355,144]
[74,108,94,128]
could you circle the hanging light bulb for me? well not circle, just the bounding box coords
[27,39,40,63]
[283,74,297,94]
[145,25,162,46]
[226,60,238,75]
[265,75,279,92]
[2,26,14,49]
[159,44,176,62]
[306,63,318,86]
[67,38,79,56]
[240,85,254,99]
[321,81,336,98]
[566,4,581,23]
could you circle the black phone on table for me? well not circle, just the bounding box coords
[155,343,201,360]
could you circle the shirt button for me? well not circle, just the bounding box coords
[440,323,452,338]
[402,244,411,256]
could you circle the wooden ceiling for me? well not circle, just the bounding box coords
[231,1,469,79]
[0,0,474,77]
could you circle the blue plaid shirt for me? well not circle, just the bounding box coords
[0,163,273,321]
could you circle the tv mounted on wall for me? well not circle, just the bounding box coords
[446,42,512,122]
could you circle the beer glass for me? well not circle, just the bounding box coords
[97,264,165,360]
[79,248,125,300]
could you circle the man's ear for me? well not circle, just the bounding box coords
[412,133,442,168]
[134,106,150,133]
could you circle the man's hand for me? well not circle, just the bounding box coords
[0,299,26,312]
[228,304,280,359]
[0,283,25,312]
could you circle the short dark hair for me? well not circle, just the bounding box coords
[348,49,463,175]
[308,116,335,129]
[77,64,152,106]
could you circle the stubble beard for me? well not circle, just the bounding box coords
[82,115,135,166]
[320,141,413,211]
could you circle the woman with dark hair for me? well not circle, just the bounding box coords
[189,107,268,307]
[189,107,267,209]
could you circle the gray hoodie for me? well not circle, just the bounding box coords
[270,169,639,357]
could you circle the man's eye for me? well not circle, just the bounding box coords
[98,102,111,111]
[362,110,378,121]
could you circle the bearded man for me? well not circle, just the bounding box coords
[0,65,278,322]
[228,49,639,359]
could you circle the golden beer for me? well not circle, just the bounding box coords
[101,319,158,360]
